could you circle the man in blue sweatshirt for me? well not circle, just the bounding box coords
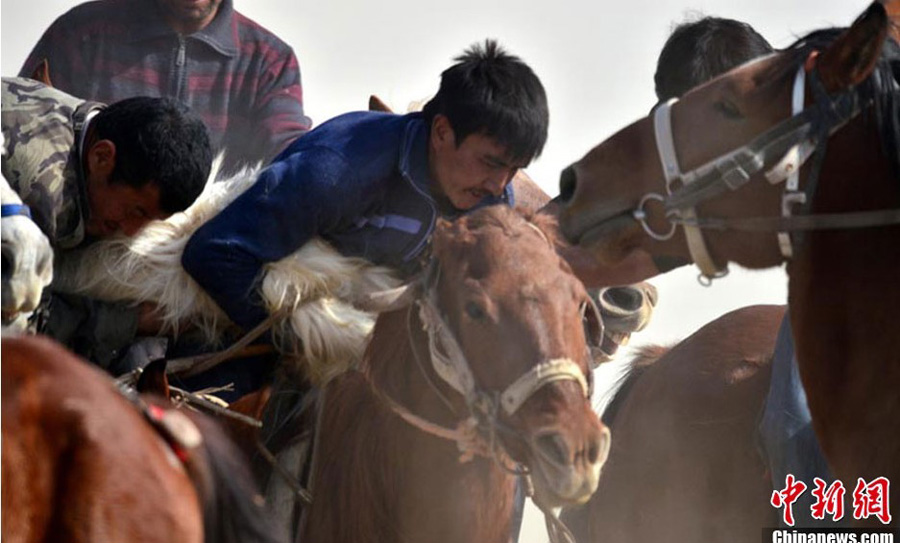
[181,39,658,542]
[182,39,656,330]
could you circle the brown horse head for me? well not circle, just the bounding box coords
[427,205,610,507]
[557,1,897,275]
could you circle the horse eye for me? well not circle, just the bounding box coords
[465,301,486,321]
[715,100,744,119]
[715,100,744,120]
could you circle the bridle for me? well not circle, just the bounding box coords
[371,260,594,543]
[376,260,594,466]
[635,56,900,283]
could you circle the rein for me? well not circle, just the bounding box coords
[640,60,900,281]
[368,263,588,543]
[116,383,203,466]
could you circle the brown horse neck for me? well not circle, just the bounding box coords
[365,306,469,426]
[305,310,519,543]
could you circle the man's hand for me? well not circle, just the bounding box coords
[2,214,53,325]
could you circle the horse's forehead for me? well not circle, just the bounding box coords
[446,225,553,268]
[443,229,575,295]
[686,53,783,104]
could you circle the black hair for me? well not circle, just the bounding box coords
[422,39,549,163]
[92,97,211,213]
[655,16,774,101]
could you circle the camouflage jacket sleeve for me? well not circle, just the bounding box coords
[1,77,89,249]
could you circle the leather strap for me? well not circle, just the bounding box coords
[653,99,727,279]
[1,204,31,218]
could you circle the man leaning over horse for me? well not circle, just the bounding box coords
[180,39,658,541]
[1,77,212,367]
[183,40,657,334]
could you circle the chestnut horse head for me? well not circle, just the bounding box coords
[420,205,610,507]
[556,1,900,522]
[306,205,612,543]
[557,2,899,279]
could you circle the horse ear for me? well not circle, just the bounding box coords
[29,59,53,87]
[136,358,171,400]
[368,95,393,113]
[881,0,900,44]
[817,2,889,92]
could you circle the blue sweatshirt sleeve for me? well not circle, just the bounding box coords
[182,146,366,330]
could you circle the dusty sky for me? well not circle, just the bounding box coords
[1,0,868,539]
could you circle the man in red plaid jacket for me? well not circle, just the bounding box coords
[20,0,312,173]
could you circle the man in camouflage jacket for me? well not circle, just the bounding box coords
[1,77,212,368]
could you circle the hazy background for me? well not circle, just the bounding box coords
[2,0,867,540]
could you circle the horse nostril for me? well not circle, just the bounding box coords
[602,286,644,312]
[536,432,571,467]
[558,166,578,204]
[594,426,612,467]
[587,439,600,465]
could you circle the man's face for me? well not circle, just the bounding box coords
[86,180,163,238]
[429,115,528,210]
[156,0,222,26]
[84,140,166,238]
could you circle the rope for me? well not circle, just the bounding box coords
[254,441,312,506]
[378,387,493,463]
[406,303,462,416]
[166,310,285,377]
[168,385,263,428]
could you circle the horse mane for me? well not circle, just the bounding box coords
[312,375,403,543]
[173,404,283,543]
[54,158,401,385]
[309,312,413,542]
[766,26,900,178]
[600,344,671,426]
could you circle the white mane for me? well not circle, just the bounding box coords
[54,160,400,384]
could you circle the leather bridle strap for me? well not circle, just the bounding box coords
[663,65,900,241]
[662,68,861,214]
[775,66,812,258]
[417,292,590,416]
[500,358,588,416]
[671,208,900,232]
[653,98,726,280]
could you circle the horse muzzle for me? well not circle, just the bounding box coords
[528,422,611,506]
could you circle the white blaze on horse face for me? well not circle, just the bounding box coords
[1,173,54,326]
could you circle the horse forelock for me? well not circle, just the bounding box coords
[433,206,564,274]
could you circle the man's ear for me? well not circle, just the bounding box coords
[430,114,456,150]
[86,139,117,178]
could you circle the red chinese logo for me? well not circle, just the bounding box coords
[810,477,845,522]
[852,477,891,525]
[771,474,808,526]
[770,475,892,525]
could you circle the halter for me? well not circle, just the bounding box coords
[651,97,728,282]
[418,280,590,420]
[382,261,592,461]
[374,260,590,543]
[638,61,900,282]
[369,260,593,442]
